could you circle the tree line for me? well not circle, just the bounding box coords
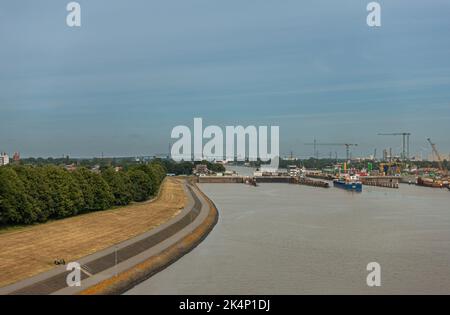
[161,159,225,175]
[0,162,166,226]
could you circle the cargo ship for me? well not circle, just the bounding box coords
[416,177,447,188]
[333,175,362,192]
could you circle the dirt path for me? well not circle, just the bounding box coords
[0,177,187,287]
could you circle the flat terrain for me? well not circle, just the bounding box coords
[0,177,187,287]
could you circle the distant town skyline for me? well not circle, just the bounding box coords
[1,1,449,158]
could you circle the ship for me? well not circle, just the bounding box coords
[416,177,446,188]
[244,177,258,187]
[333,174,362,192]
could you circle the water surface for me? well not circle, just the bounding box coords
[126,177,450,294]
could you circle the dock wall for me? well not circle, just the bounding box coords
[198,176,296,184]
[254,176,295,183]
[198,175,402,189]
[360,176,399,188]
[299,177,329,188]
[197,176,244,183]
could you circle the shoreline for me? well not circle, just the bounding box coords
[80,181,219,295]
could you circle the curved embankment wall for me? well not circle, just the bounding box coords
[79,181,219,295]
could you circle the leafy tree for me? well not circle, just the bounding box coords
[128,169,152,202]
[130,163,165,196]
[161,159,193,175]
[197,160,225,173]
[13,165,52,222]
[150,161,166,183]
[42,166,84,218]
[0,167,35,224]
[0,159,169,227]
[71,168,114,211]
[101,168,132,206]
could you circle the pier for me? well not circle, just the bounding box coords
[197,176,329,187]
[300,177,330,188]
[192,166,423,191]
[360,176,399,188]
[197,176,244,184]
[254,176,295,184]
[197,176,295,184]
[198,175,403,189]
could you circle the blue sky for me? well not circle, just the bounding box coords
[0,0,449,158]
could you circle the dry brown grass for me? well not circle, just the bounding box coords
[0,177,187,287]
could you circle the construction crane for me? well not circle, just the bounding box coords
[427,138,448,177]
[378,132,411,160]
[304,142,358,160]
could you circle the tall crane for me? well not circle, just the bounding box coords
[304,142,358,160]
[427,138,447,176]
[378,132,411,160]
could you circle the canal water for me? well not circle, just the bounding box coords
[126,169,450,294]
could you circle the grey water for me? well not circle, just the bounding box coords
[126,169,450,294]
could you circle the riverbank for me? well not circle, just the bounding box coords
[80,181,218,295]
[0,177,186,288]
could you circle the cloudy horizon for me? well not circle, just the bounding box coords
[1,0,449,159]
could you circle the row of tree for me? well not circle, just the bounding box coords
[161,159,226,175]
[0,162,166,226]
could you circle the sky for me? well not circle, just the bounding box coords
[0,0,449,159]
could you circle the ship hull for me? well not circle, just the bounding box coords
[417,177,444,188]
[333,180,362,192]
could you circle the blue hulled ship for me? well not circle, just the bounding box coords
[333,175,362,192]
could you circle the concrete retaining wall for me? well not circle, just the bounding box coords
[361,176,399,188]
[255,176,295,183]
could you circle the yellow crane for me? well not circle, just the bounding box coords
[427,138,448,177]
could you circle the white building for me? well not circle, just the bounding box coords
[0,152,10,166]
